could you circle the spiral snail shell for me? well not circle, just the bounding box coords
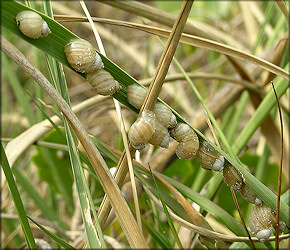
[196,140,224,172]
[176,139,199,160]
[153,102,177,128]
[64,38,104,73]
[86,69,121,96]
[148,120,170,148]
[170,123,196,142]
[16,11,51,39]
[240,183,263,206]
[127,84,147,109]
[247,205,284,242]
[128,110,156,150]
[223,164,243,191]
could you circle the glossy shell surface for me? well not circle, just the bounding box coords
[87,69,121,96]
[148,120,170,148]
[153,102,177,128]
[170,123,196,142]
[64,38,104,73]
[223,164,243,191]
[176,139,199,160]
[16,11,51,39]
[127,84,147,109]
[248,205,276,242]
[240,183,263,205]
[128,110,156,149]
[196,140,224,171]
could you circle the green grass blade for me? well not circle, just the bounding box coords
[1,143,37,249]
[28,216,75,249]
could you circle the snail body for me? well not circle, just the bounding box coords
[196,140,224,172]
[64,38,104,73]
[240,183,263,206]
[223,164,243,191]
[127,84,147,109]
[128,110,156,150]
[86,69,121,96]
[148,120,170,148]
[16,11,51,39]
[153,102,177,128]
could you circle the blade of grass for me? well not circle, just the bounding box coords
[1,143,37,249]
[28,216,75,249]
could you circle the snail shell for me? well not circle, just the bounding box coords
[16,11,51,39]
[170,123,196,142]
[176,139,199,160]
[223,164,243,191]
[240,183,263,206]
[128,110,156,150]
[127,84,147,109]
[248,205,276,242]
[86,69,121,96]
[148,120,170,148]
[153,102,177,128]
[64,38,104,73]
[196,140,224,172]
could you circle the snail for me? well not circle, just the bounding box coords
[153,102,177,128]
[128,110,156,150]
[239,183,263,206]
[176,139,199,160]
[16,10,51,39]
[223,164,243,191]
[64,38,104,73]
[248,205,285,242]
[148,120,170,148]
[86,69,121,96]
[170,123,197,142]
[127,84,147,109]
[196,140,224,172]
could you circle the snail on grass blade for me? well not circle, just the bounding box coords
[64,38,104,73]
[127,83,147,109]
[248,205,285,242]
[223,163,243,191]
[16,10,51,39]
[148,120,170,148]
[87,69,121,96]
[128,110,156,150]
[196,140,224,172]
[239,183,263,206]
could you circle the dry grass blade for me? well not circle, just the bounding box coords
[275,0,289,22]
[1,36,148,249]
[263,37,289,85]
[141,0,194,112]
[5,96,107,167]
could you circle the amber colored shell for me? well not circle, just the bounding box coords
[223,164,243,191]
[175,138,199,160]
[248,205,276,242]
[64,38,103,73]
[16,11,51,39]
[153,102,177,128]
[240,183,263,206]
[128,110,156,149]
[170,123,196,142]
[196,140,224,172]
[127,84,147,109]
[86,69,121,96]
[148,120,170,148]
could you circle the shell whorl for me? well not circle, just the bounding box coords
[128,110,156,149]
[64,38,104,73]
[148,120,170,148]
[16,11,51,39]
[87,69,121,96]
[127,84,147,109]
[196,140,224,172]
[153,102,177,128]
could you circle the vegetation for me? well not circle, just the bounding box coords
[1,1,289,248]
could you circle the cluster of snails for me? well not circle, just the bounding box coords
[64,38,121,96]
[16,10,51,39]
[126,84,287,242]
